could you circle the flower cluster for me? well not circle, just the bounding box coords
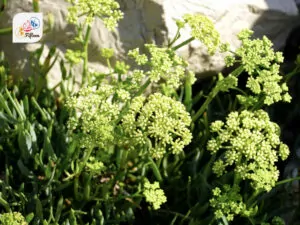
[66,85,123,149]
[121,93,192,159]
[0,212,27,225]
[128,44,195,89]
[261,216,286,225]
[143,179,167,210]
[207,110,289,192]
[65,49,84,65]
[210,184,257,221]
[66,0,123,30]
[100,48,114,59]
[216,73,238,92]
[224,29,291,105]
[86,156,106,172]
[182,14,220,55]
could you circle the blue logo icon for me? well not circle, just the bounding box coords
[30,17,40,30]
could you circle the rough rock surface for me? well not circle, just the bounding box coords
[0,0,299,87]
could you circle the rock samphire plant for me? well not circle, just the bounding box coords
[0,0,299,224]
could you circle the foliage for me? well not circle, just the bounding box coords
[0,0,300,224]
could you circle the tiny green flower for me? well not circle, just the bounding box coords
[183,13,220,55]
[66,0,123,30]
[207,110,290,192]
[216,73,238,92]
[210,184,256,221]
[237,95,259,108]
[220,42,231,53]
[100,48,114,59]
[224,55,235,67]
[128,44,189,89]
[175,19,185,29]
[114,61,130,75]
[66,85,121,150]
[143,179,167,210]
[210,121,224,133]
[246,77,261,94]
[65,49,83,64]
[237,29,254,40]
[121,93,192,159]
[232,29,290,105]
[271,216,285,225]
[86,157,106,172]
[278,143,289,160]
[128,49,148,65]
[223,29,291,106]
[0,212,27,225]
[212,159,226,177]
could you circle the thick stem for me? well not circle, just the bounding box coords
[246,190,260,208]
[148,157,163,182]
[192,87,218,122]
[79,147,94,172]
[82,25,92,86]
[172,37,195,51]
[0,27,12,35]
[134,78,151,97]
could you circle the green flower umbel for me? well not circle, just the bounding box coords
[143,179,167,210]
[66,0,123,30]
[128,44,194,89]
[210,184,257,221]
[207,110,289,192]
[224,29,291,106]
[0,212,27,225]
[66,85,123,149]
[121,93,192,159]
[182,14,220,55]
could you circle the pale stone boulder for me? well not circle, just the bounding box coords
[162,0,300,76]
[0,0,299,87]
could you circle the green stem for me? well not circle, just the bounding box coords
[158,209,190,220]
[231,65,244,77]
[192,86,218,122]
[148,157,162,182]
[79,147,94,172]
[0,93,13,117]
[114,78,151,125]
[208,216,216,225]
[33,0,39,12]
[192,65,244,122]
[168,28,181,48]
[184,73,193,111]
[192,90,204,105]
[250,97,264,111]
[285,65,300,82]
[106,58,112,73]
[0,196,10,212]
[246,190,260,208]
[276,176,300,186]
[172,37,195,51]
[82,25,92,86]
[31,96,48,122]
[0,27,12,35]
[5,88,26,120]
[134,78,151,97]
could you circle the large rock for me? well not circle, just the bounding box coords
[162,0,300,76]
[0,0,299,87]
